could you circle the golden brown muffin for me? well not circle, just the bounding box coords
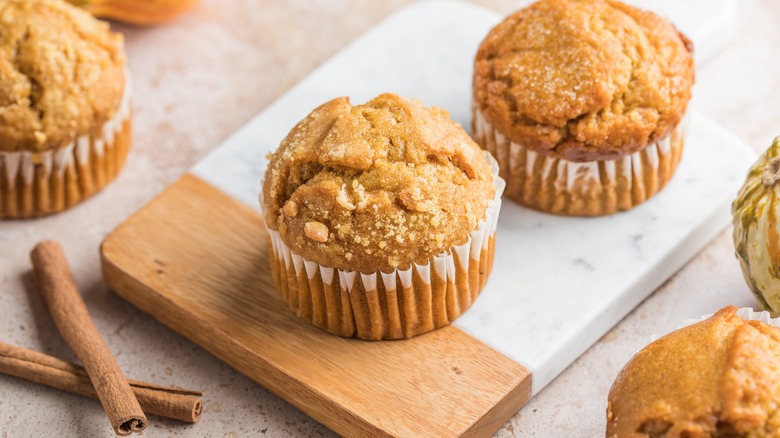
[0,0,131,218]
[607,306,780,437]
[261,93,503,340]
[472,0,694,216]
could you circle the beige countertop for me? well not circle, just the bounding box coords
[2,0,779,436]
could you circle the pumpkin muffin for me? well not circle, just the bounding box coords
[261,93,504,340]
[0,0,131,219]
[472,0,694,216]
[607,306,780,437]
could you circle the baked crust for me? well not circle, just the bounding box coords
[607,306,780,437]
[0,0,126,153]
[473,0,694,162]
[262,93,496,274]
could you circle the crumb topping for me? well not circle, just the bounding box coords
[262,93,496,273]
[304,221,329,243]
[0,0,126,152]
[473,0,694,162]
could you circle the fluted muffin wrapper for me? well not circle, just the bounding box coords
[472,106,689,216]
[0,77,132,219]
[681,307,780,330]
[265,152,505,340]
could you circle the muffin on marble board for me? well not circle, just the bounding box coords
[0,0,131,219]
[607,306,780,437]
[472,0,694,216]
[261,93,504,340]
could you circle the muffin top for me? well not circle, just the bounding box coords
[473,0,694,162]
[0,0,126,153]
[262,93,496,274]
[607,306,780,437]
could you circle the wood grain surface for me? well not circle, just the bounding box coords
[100,173,531,438]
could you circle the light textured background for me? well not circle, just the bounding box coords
[1,1,778,437]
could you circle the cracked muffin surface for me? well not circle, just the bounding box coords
[607,306,780,438]
[0,0,126,153]
[473,0,694,162]
[262,93,496,274]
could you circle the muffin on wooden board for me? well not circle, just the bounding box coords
[472,0,694,216]
[261,93,504,340]
[0,0,131,219]
[607,306,780,437]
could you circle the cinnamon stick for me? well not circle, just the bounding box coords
[0,341,203,423]
[31,240,147,435]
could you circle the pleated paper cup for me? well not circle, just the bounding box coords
[0,80,131,219]
[681,307,780,330]
[472,106,688,216]
[265,153,505,340]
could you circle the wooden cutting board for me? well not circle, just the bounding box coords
[102,1,750,436]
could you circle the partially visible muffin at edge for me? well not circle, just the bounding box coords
[0,0,131,218]
[261,93,503,340]
[472,0,694,216]
[607,306,780,437]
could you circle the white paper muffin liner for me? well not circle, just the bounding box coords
[472,106,689,216]
[0,77,132,218]
[644,308,780,343]
[265,152,505,340]
[681,307,780,329]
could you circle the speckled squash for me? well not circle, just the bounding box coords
[68,0,198,25]
[733,137,780,315]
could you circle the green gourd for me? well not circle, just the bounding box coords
[733,137,780,315]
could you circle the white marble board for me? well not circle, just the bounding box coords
[191,0,752,395]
